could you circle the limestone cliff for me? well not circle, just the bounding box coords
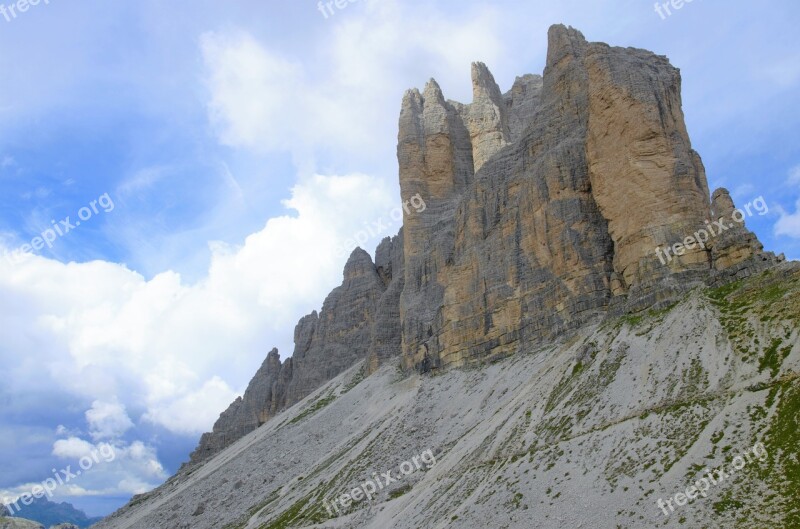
[191,248,387,463]
[94,263,800,529]
[396,25,780,371]
[189,24,783,465]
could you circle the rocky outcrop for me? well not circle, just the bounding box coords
[462,62,512,171]
[285,248,385,402]
[190,24,784,464]
[189,348,288,462]
[366,231,405,373]
[396,25,780,371]
[707,188,783,282]
[0,519,43,529]
[191,248,388,463]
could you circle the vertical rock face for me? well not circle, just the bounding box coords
[190,348,287,462]
[397,80,468,376]
[396,25,777,371]
[191,248,387,463]
[191,24,782,464]
[400,26,619,369]
[463,62,512,171]
[285,248,385,403]
[367,231,405,373]
[583,32,712,292]
[708,188,782,280]
[397,61,556,371]
[504,74,543,143]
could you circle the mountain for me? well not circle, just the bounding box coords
[3,498,101,529]
[189,247,387,463]
[0,517,44,529]
[93,25,798,528]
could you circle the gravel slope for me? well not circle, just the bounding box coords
[93,264,800,529]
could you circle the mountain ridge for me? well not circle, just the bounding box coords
[92,262,800,528]
[187,24,784,467]
[91,23,800,529]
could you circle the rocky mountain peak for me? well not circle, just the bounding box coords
[422,78,445,105]
[546,23,588,67]
[470,62,503,104]
[187,23,784,467]
[343,247,377,280]
[711,187,737,217]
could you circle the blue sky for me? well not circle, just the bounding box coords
[0,0,798,518]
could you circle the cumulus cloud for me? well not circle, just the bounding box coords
[775,199,800,239]
[0,173,396,439]
[141,376,238,435]
[85,400,135,441]
[0,427,167,504]
[50,437,166,497]
[774,166,800,239]
[0,0,507,506]
[200,0,504,162]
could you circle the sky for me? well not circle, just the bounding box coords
[0,0,798,518]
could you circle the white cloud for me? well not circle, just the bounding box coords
[52,437,98,459]
[85,400,135,441]
[201,31,306,152]
[0,173,396,438]
[775,198,800,239]
[0,436,168,503]
[141,376,237,435]
[50,438,167,498]
[200,0,504,163]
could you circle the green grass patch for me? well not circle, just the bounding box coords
[288,393,337,425]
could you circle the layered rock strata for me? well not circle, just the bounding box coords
[191,24,782,463]
[396,25,779,371]
[190,248,389,462]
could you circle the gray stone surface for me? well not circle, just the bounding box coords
[189,348,288,463]
[189,24,786,475]
[367,231,405,372]
[91,263,800,529]
[285,248,386,403]
[396,24,780,371]
[0,519,43,529]
[191,248,388,463]
[707,187,782,284]
[503,74,542,143]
